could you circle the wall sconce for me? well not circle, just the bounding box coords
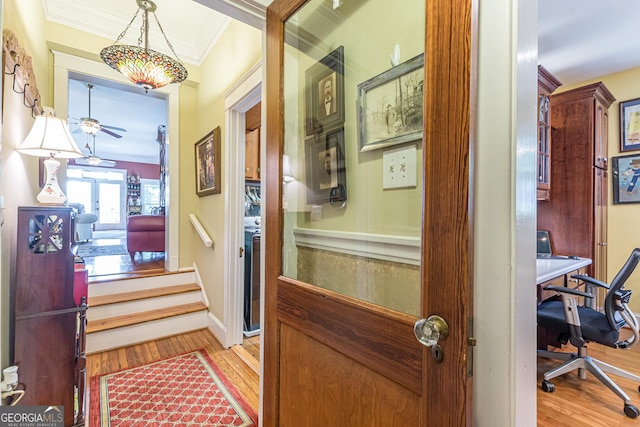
[283,155,295,183]
[17,108,84,205]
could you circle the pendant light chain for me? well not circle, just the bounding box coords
[111,8,141,45]
[151,11,183,62]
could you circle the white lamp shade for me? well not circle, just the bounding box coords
[17,113,84,159]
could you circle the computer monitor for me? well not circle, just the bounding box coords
[537,230,552,256]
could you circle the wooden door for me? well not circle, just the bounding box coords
[264,0,474,425]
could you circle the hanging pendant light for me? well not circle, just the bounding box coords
[100,0,188,92]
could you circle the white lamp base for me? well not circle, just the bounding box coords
[37,158,66,205]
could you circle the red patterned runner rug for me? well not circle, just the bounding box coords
[89,350,257,426]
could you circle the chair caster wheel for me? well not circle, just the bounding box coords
[624,404,639,419]
[541,380,555,393]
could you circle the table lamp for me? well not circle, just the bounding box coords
[17,108,84,205]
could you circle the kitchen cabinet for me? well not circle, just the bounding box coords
[538,82,615,284]
[245,128,260,181]
[11,207,87,426]
[537,65,562,201]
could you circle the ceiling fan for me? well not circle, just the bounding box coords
[72,83,127,138]
[75,134,116,168]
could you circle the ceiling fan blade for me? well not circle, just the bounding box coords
[100,159,117,167]
[72,128,83,134]
[100,128,123,138]
[101,124,127,132]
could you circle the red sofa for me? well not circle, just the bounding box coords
[126,215,165,258]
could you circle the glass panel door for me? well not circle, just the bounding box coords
[281,0,424,316]
[96,182,124,230]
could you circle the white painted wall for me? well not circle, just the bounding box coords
[473,0,538,425]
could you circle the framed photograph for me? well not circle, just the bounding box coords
[195,126,221,197]
[305,46,345,136]
[357,53,424,152]
[612,154,640,204]
[620,97,640,152]
[305,128,347,205]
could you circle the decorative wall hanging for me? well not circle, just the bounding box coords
[612,154,640,204]
[2,29,43,117]
[619,97,640,152]
[305,127,347,205]
[195,127,221,197]
[357,53,424,152]
[305,46,345,136]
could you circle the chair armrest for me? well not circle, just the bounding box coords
[544,285,593,299]
[571,274,610,290]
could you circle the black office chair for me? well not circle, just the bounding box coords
[537,248,640,418]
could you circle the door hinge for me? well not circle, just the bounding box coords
[239,247,244,257]
[467,316,476,377]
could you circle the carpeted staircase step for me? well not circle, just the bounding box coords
[87,302,207,334]
[89,283,201,307]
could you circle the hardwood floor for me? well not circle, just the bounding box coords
[77,230,165,280]
[84,231,640,424]
[537,336,640,426]
[86,329,260,412]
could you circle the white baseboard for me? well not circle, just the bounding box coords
[207,312,230,348]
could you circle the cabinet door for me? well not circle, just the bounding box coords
[537,93,551,200]
[594,100,608,169]
[245,128,260,181]
[594,167,608,284]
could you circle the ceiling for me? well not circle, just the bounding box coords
[41,0,640,165]
[538,0,640,86]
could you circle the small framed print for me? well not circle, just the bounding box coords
[305,128,347,205]
[620,97,640,152]
[195,127,221,197]
[613,154,640,204]
[357,53,424,152]
[305,46,345,136]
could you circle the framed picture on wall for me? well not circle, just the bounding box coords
[305,46,345,136]
[357,53,424,152]
[195,126,221,197]
[305,127,347,205]
[612,153,640,204]
[620,97,640,152]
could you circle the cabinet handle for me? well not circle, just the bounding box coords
[599,242,608,246]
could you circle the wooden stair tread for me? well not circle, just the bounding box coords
[90,283,201,307]
[87,302,207,333]
[88,268,195,284]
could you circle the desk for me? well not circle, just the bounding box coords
[536,256,592,285]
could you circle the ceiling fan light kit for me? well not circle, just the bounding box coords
[100,0,188,92]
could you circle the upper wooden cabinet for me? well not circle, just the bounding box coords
[245,127,260,181]
[537,65,562,201]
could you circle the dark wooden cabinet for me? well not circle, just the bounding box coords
[11,207,86,426]
[537,65,562,201]
[538,82,615,287]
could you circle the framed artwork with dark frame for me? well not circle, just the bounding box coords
[305,46,345,136]
[620,97,640,152]
[612,153,640,204]
[195,126,221,197]
[357,53,424,152]
[305,128,347,205]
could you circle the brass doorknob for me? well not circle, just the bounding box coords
[414,315,449,347]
